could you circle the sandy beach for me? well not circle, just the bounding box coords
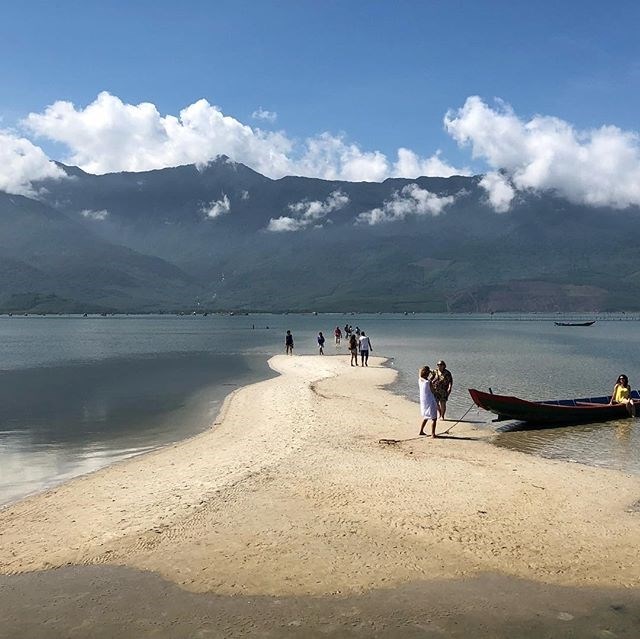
[1,355,639,637]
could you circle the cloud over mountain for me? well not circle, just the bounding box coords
[201,195,231,219]
[267,190,349,232]
[356,184,454,225]
[8,91,640,215]
[80,208,109,221]
[23,92,294,178]
[0,130,65,196]
[445,96,640,210]
[21,92,464,183]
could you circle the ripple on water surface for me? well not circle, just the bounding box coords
[493,418,640,475]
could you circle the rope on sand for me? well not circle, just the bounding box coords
[440,402,476,435]
[379,402,477,444]
[378,436,423,445]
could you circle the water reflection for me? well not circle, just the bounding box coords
[493,418,639,474]
[0,351,272,507]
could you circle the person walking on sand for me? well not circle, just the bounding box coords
[349,333,359,366]
[433,360,453,419]
[317,331,325,355]
[285,330,294,355]
[334,325,342,345]
[358,331,372,367]
[418,365,438,437]
[610,374,636,416]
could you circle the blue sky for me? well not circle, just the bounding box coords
[2,0,640,211]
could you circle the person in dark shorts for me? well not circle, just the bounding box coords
[432,360,453,419]
[317,331,325,355]
[348,333,358,366]
[285,330,294,355]
[334,326,342,345]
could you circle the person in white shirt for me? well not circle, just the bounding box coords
[358,331,373,366]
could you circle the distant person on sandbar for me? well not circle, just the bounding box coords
[610,374,636,416]
[334,326,342,345]
[344,323,350,339]
[285,330,294,355]
[317,331,325,355]
[358,331,372,367]
[433,360,453,420]
[349,333,359,366]
[418,366,438,437]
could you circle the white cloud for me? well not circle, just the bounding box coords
[266,216,306,232]
[240,189,250,200]
[21,92,467,183]
[20,90,640,215]
[445,96,640,209]
[252,107,277,123]
[356,184,455,225]
[393,148,470,178]
[0,129,65,197]
[24,92,294,178]
[201,194,231,219]
[80,208,109,221]
[478,172,515,213]
[267,189,349,232]
[293,132,390,182]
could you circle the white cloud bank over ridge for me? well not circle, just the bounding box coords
[267,190,349,232]
[357,184,454,225]
[0,130,65,196]
[3,91,640,214]
[445,96,640,210]
[478,172,516,213]
[21,92,465,183]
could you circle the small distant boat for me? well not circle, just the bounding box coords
[554,320,596,326]
[469,388,638,426]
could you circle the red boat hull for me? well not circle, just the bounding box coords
[469,388,635,425]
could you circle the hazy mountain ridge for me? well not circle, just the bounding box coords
[1,158,639,312]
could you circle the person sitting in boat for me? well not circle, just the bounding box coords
[610,374,635,416]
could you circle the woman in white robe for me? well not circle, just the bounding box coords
[418,365,438,437]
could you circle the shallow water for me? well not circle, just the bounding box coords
[375,315,640,475]
[1,313,638,506]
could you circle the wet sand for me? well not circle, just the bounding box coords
[1,566,639,638]
[0,355,638,636]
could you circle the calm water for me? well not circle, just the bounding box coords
[0,314,638,506]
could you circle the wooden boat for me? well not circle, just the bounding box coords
[554,320,596,326]
[469,388,638,425]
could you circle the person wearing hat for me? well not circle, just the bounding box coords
[432,360,453,420]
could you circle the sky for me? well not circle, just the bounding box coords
[2,0,640,212]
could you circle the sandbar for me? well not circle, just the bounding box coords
[0,354,638,633]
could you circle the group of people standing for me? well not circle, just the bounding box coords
[418,360,454,437]
[288,325,635,438]
[286,328,456,435]
[334,325,373,366]
[283,325,373,366]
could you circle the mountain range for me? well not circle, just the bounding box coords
[1,156,639,313]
